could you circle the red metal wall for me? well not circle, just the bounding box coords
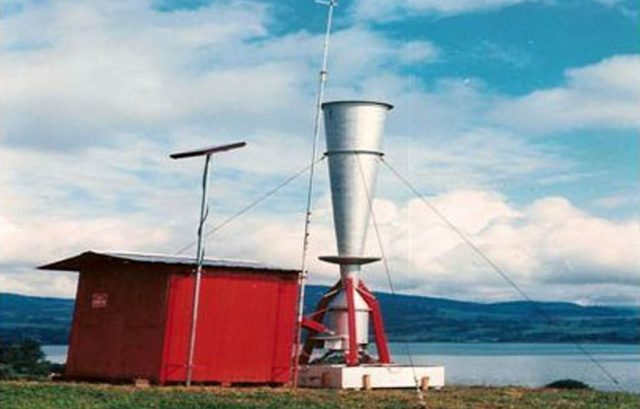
[161,269,298,384]
[65,264,298,385]
[66,266,169,382]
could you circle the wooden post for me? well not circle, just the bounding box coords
[420,376,430,392]
[362,374,371,390]
[134,378,150,388]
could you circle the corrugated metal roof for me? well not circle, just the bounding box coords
[38,250,299,274]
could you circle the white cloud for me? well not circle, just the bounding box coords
[382,126,572,193]
[0,212,174,298]
[527,198,639,282]
[188,189,640,304]
[0,269,78,299]
[0,1,292,150]
[2,149,637,304]
[593,193,640,210]
[490,55,640,133]
[0,2,439,152]
[1,0,637,306]
[7,157,637,304]
[351,0,530,21]
[350,0,637,21]
[376,193,639,302]
[0,216,171,268]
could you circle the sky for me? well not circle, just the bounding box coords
[1,0,638,305]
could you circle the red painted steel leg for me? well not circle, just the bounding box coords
[299,280,342,365]
[345,278,359,366]
[301,317,330,333]
[357,282,392,364]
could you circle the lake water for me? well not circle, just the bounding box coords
[43,343,640,393]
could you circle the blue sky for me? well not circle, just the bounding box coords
[1,0,638,304]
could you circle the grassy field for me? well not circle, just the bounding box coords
[1,381,638,409]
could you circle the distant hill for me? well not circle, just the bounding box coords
[1,288,638,345]
[304,287,639,344]
[0,293,74,345]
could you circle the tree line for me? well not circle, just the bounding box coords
[0,339,63,380]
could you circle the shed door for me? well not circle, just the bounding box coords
[161,271,297,384]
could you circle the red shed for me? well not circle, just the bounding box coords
[39,251,300,385]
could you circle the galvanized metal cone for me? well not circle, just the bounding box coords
[320,100,393,278]
[319,100,393,351]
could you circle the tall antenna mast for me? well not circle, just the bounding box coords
[292,0,337,388]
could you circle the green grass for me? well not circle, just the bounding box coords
[1,381,638,409]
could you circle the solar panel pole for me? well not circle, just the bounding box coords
[185,153,210,387]
[170,141,246,387]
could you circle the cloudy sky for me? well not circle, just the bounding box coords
[1,0,638,305]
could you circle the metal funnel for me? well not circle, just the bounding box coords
[320,100,393,281]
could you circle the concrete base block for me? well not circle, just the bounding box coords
[298,364,445,390]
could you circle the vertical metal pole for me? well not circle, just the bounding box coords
[292,0,336,388]
[186,154,212,387]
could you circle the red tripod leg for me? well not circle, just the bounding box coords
[345,278,359,366]
[299,280,342,365]
[357,281,391,364]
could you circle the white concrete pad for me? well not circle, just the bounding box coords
[298,364,445,390]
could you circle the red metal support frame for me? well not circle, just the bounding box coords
[344,278,359,366]
[357,281,392,364]
[301,317,330,334]
[298,280,342,365]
